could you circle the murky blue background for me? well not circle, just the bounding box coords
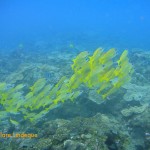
[0,0,150,51]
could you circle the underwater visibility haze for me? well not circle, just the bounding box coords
[0,0,150,149]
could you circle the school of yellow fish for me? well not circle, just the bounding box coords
[0,48,133,125]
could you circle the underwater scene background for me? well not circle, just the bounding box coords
[0,0,150,150]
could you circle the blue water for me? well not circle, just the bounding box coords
[0,0,150,52]
[0,1,150,149]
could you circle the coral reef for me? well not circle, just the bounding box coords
[0,45,149,149]
[0,48,133,124]
[123,83,150,105]
[121,104,148,117]
[1,113,136,150]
